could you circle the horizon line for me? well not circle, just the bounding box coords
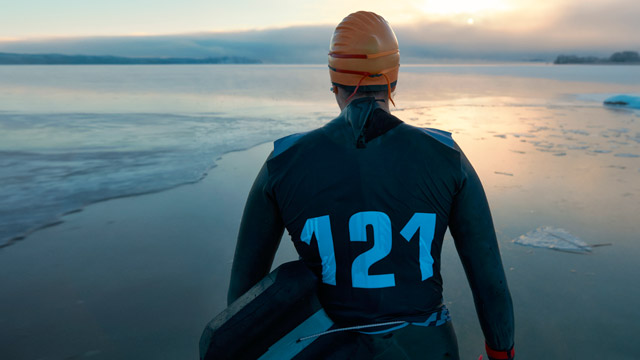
[0,22,338,43]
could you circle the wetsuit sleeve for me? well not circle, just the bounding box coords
[448,143,515,355]
[227,157,285,305]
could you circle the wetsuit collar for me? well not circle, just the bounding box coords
[341,97,385,148]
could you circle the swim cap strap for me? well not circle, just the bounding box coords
[381,73,396,107]
[328,49,399,59]
[330,65,397,106]
[345,73,370,104]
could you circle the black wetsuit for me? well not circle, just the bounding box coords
[229,97,514,358]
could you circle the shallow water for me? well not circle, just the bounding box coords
[0,65,335,246]
[0,64,639,359]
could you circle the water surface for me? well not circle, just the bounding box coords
[0,64,639,359]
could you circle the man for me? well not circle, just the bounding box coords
[228,11,514,360]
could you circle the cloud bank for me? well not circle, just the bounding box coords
[0,0,638,63]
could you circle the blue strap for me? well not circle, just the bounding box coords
[411,306,451,327]
[357,306,451,335]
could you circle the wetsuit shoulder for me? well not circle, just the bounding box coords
[394,123,457,150]
[271,131,310,159]
[418,128,455,149]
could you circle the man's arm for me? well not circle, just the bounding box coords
[448,144,515,358]
[227,159,285,305]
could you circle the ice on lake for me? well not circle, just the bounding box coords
[513,226,592,253]
[604,95,640,109]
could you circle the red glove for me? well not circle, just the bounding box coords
[485,343,515,360]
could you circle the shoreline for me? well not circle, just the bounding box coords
[0,141,275,250]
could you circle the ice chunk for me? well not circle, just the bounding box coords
[511,133,536,138]
[568,145,589,150]
[563,129,590,136]
[513,226,592,253]
[529,140,554,149]
[536,148,565,155]
[608,128,629,134]
[604,95,640,109]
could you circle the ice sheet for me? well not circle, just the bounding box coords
[0,111,328,247]
[513,226,592,253]
[604,95,640,109]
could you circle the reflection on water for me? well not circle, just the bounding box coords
[0,65,639,359]
[399,103,640,231]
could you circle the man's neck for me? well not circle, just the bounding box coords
[342,95,391,113]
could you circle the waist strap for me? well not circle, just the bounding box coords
[296,306,451,342]
[358,306,451,335]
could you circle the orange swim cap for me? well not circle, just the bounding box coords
[328,11,399,102]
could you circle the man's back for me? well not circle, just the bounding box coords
[266,98,468,325]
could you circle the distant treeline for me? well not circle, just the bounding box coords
[554,51,640,64]
[0,52,261,65]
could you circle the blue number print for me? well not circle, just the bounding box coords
[400,213,436,281]
[301,215,337,285]
[301,212,437,287]
[349,211,395,288]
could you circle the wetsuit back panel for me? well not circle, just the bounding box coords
[266,98,463,325]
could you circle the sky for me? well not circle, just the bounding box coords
[1,0,639,61]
